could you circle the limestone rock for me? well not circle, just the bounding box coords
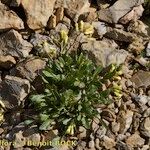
[0,29,33,58]
[131,70,150,88]
[119,5,144,24]
[77,126,87,139]
[128,20,149,37]
[126,132,145,148]
[55,7,64,24]
[106,49,129,66]
[56,0,90,22]
[104,28,135,43]
[118,110,134,134]
[81,39,127,67]
[21,0,56,30]
[47,15,57,29]
[13,131,26,148]
[128,37,145,54]
[81,40,114,67]
[92,22,107,38]
[0,76,30,109]
[0,55,16,69]
[10,58,46,81]
[102,136,116,149]
[0,1,24,31]
[98,0,144,23]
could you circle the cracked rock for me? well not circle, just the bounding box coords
[0,29,33,58]
[56,0,90,22]
[98,0,144,23]
[0,76,30,109]
[10,58,46,82]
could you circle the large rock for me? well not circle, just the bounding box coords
[106,49,129,66]
[104,28,135,43]
[131,70,150,88]
[0,76,30,109]
[98,0,144,23]
[0,29,33,58]
[119,5,144,24]
[126,132,145,148]
[21,0,56,30]
[128,20,149,37]
[0,1,24,31]
[55,0,90,22]
[81,39,128,67]
[118,110,134,134]
[10,58,46,81]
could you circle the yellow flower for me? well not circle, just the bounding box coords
[66,124,75,135]
[0,100,5,109]
[114,91,122,98]
[83,24,94,35]
[79,20,84,32]
[60,30,68,44]
[0,113,4,122]
[113,83,122,90]
[113,76,122,80]
[116,70,123,76]
[110,64,116,72]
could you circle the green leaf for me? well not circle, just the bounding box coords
[39,119,52,130]
[93,66,102,79]
[24,120,34,125]
[78,105,82,111]
[30,95,45,103]
[81,117,91,129]
[62,118,72,125]
[77,114,82,121]
[39,114,49,122]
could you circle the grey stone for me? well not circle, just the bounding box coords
[0,76,30,109]
[98,0,144,23]
[104,28,135,43]
[119,5,144,24]
[81,40,114,67]
[10,58,46,81]
[92,22,107,38]
[106,49,129,66]
[131,70,150,88]
[0,29,33,58]
[81,39,128,67]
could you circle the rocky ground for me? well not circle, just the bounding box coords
[0,0,150,150]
